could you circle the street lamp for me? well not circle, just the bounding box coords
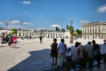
[5,20,8,30]
[70,18,73,43]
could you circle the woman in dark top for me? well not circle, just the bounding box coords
[92,40,101,67]
[51,38,58,65]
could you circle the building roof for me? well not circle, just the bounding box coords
[82,21,106,27]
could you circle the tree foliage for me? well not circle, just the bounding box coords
[55,27,60,32]
[61,28,66,32]
[11,29,17,34]
[76,29,82,37]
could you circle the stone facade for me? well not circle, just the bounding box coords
[17,30,37,38]
[17,30,71,38]
[82,21,106,39]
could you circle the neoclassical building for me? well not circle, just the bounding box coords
[44,30,70,38]
[17,30,39,38]
[82,21,106,39]
[17,29,71,38]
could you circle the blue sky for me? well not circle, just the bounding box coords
[0,0,106,30]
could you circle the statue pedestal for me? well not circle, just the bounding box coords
[64,30,71,38]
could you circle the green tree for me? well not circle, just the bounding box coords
[56,27,60,32]
[76,29,82,37]
[61,28,66,32]
[69,25,74,35]
[11,29,17,34]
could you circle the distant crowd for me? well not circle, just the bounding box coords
[0,34,17,48]
[50,38,101,71]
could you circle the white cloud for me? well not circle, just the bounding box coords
[80,20,89,24]
[50,24,61,28]
[23,22,32,25]
[8,25,23,29]
[10,20,21,24]
[98,5,106,13]
[0,21,3,24]
[22,0,31,5]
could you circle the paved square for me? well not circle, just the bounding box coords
[0,38,106,71]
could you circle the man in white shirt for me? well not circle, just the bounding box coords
[70,42,80,63]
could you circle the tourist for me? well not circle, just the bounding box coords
[63,42,81,70]
[92,40,101,67]
[58,39,67,67]
[0,36,2,47]
[85,42,93,68]
[70,42,80,69]
[63,48,72,71]
[8,34,13,47]
[78,43,86,68]
[13,34,17,48]
[39,36,42,43]
[6,35,9,43]
[66,48,72,56]
[71,42,80,62]
[50,38,58,66]
[2,34,5,44]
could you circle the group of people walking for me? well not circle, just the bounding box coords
[50,38,101,71]
[0,34,17,48]
[8,34,17,48]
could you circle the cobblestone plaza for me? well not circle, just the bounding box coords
[0,38,106,71]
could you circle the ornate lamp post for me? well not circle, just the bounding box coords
[5,20,8,30]
[70,18,73,43]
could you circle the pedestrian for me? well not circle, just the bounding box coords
[85,42,93,68]
[78,44,86,68]
[71,42,80,62]
[66,48,72,56]
[70,42,80,69]
[50,38,58,66]
[6,35,9,43]
[63,48,72,71]
[58,39,67,67]
[13,35,17,48]
[0,36,2,47]
[39,36,42,43]
[8,34,13,48]
[92,40,101,67]
[2,34,5,44]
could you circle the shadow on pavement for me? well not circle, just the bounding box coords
[8,49,51,71]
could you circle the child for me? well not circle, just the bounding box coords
[63,48,72,71]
